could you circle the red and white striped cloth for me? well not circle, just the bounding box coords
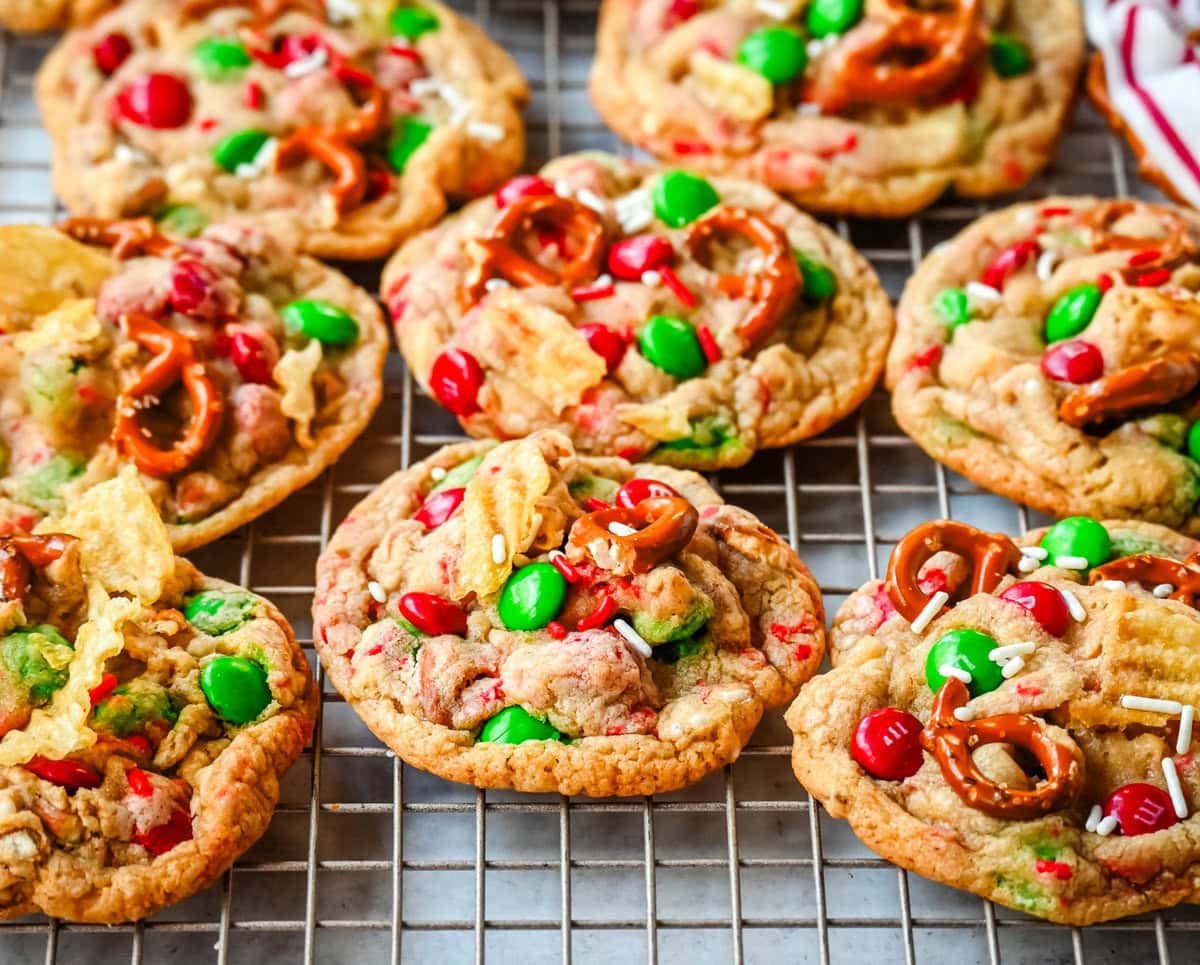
[1085,0,1200,207]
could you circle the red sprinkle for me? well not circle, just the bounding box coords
[547,621,567,640]
[549,552,580,583]
[672,139,712,155]
[244,81,265,110]
[199,117,217,132]
[697,325,721,364]
[388,43,425,62]
[1039,205,1072,218]
[583,496,610,512]
[659,265,697,307]
[576,593,618,631]
[571,280,616,302]
[908,345,942,371]
[1097,273,1114,293]
[1127,248,1161,266]
[1035,859,1073,880]
[1135,268,1172,287]
[89,673,119,706]
[127,768,154,798]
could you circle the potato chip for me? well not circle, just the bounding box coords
[614,400,693,442]
[275,339,323,447]
[13,298,102,354]
[687,50,774,123]
[37,465,175,603]
[0,226,113,329]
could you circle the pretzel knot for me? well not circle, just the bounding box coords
[1058,352,1200,428]
[566,496,699,576]
[58,217,180,260]
[685,206,801,346]
[921,678,1083,819]
[808,0,984,111]
[1085,200,1199,282]
[114,313,224,479]
[460,195,607,307]
[275,87,386,217]
[0,534,77,604]
[885,520,1021,624]
[1091,552,1200,606]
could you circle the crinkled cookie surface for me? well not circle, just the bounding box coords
[890,196,1200,535]
[36,0,528,259]
[383,151,891,471]
[590,0,1082,216]
[788,515,1200,924]
[314,429,825,796]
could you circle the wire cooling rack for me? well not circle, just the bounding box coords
[3,3,1199,963]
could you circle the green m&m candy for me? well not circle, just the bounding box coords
[925,628,1003,698]
[807,0,863,37]
[640,315,706,379]
[389,5,439,40]
[212,129,271,173]
[498,563,567,631]
[652,171,719,228]
[1039,517,1111,569]
[989,33,1032,78]
[736,26,807,84]
[192,37,251,81]
[200,655,272,724]
[389,116,432,173]
[1187,420,1200,462]
[477,705,562,744]
[184,590,257,636]
[796,251,837,305]
[1044,283,1101,342]
[281,299,359,346]
[933,287,971,330]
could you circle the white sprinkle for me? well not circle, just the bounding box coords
[796,101,823,117]
[613,618,653,658]
[1179,705,1195,755]
[1095,814,1119,835]
[408,77,441,97]
[283,46,328,77]
[966,281,1002,304]
[1020,546,1049,560]
[1121,695,1184,715]
[326,0,360,22]
[1060,588,1087,622]
[1000,656,1026,679]
[615,189,654,234]
[1085,804,1102,832]
[1036,249,1059,281]
[576,188,609,215]
[484,278,511,293]
[1018,556,1040,573]
[952,706,974,722]
[113,143,150,165]
[608,521,638,537]
[1162,757,1188,819]
[1153,583,1174,598]
[990,642,1037,662]
[1055,555,1090,570]
[430,466,447,481]
[641,269,662,288]
[491,533,506,565]
[466,120,504,143]
[1097,579,1126,590]
[939,664,972,684]
[554,178,573,199]
[909,590,949,634]
[367,581,387,603]
[755,0,790,19]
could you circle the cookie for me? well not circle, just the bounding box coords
[589,0,1083,217]
[0,217,387,551]
[35,0,528,260]
[313,429,824,797]
[889,196,1200,534]
[0,0,113,31]
[382,152,892,470]
[0,469,317,922]
[787,515,1200,924]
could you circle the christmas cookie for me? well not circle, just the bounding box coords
[313,430,824,796]
[787,516,1200,924]
[889,196,1200,534]
[0,469,316,922]
[382,152,892,470]
[589,0,1084,217]
[0,0,114,31]
[35,0,528,260]
[0,217,387,551]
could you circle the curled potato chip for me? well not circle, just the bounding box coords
[37,465,175,604]
[688,50,775,124]
[0,226,113,329]
[13,298,103,354]
[615,399,693,442]
[275,339,323,448]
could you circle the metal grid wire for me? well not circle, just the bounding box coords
[2,2,1199,962]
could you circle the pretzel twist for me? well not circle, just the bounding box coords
[0,535,77,604]
[113,313,224,479]
[921,678,1083,819]
[57,217,181,260]
[809,0,984,112]
[1085,200,1199,282]
[460,195,607,307]
[1058,353,1200,428]
[885,520,1021,624]
[685,206,801,346]
[566,496,699,576]
[1091,552,1200,606]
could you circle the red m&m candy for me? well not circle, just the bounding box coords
[1041,339,1103,384]
[429,348,485,416]
[495,175,555,208]
[114,73,193,128]
[1103,783,1178,836]
[226,331,275,384]
[981,239,1038,291]
[607,235,674,281]
[851,707,924,780]
[133,807,193,855]
[615,477,682,509]
[93,32,133,75]
[24,755,103,790]
[998,581,1070,636]
[399,592,468,636]
[578,323,627,374]
[413,487,465,529]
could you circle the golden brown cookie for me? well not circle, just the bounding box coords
[0,470,317,923]
[313,430,825,797]
[590,0,1083,217]
[382,152,892,471]
[787,515,1200,925]
[0,0,114,31]
[35,0,528,259]
[0,219,387,551]
[889,195,1200,534]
